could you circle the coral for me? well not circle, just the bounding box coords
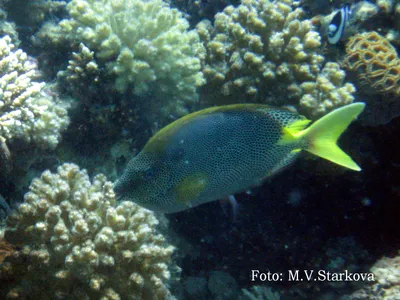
[33,20,71,48]
[0,135,11,177]
[299,62,356,118]
[168,0,240,26]
[198,0,355,118]
[0,237,15,264]
[3,0,66,31]
[343,255,400,299]
[377,0,395,14]
[1,163,176,299]
[0,15,19,47]
[0,193,11,221]
[0,35,69,149]
[57,43,101,99]
[58,0,205,116]
[371,256,400,288]
[344,31,400,97]
[241,285,280,300]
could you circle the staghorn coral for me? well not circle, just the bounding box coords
[0,35,69,149]
[344,31,400,97]
[58,0,205,117]
[1,163,176,299]
[198,0,355,118]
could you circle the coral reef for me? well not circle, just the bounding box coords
[198,0,355,118]
[241,285,280,300]
[0,8,19,46]
[343,255,400,299]
[0,194,11,221]
[0,135,11,177]
[1,163,176,299]
[0,237,15,264]
[0,35,69,149]
[57,43,101,99]
[2,0,66,38]
[58,0,205,116]
[168,0,240,26]
[299,62,356,118]
[344,31,400,97]
[376,0,397,14]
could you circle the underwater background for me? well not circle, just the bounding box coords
[0,0,399,299]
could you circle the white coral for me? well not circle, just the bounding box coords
[299,62,356,118]
[59,0,205,116]
[0,35,69,148]
[3,163,176,299]
[199,0,355,119]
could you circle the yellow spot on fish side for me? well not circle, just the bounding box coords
[176,173,209,205]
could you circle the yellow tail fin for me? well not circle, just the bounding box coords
[301,103,365,171]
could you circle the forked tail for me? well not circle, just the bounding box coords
[301,103,365,171]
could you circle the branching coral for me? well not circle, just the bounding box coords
[57,43,101,99]
[344,31,400,97]
[299,62,356,118]
[0,35,69,149]
[58,0,205,116]
[1,163,176,299]
[168,0,240,26]
[198,0,355,118]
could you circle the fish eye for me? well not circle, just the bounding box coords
[144,168,155,180]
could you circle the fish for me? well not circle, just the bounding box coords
[326,1,379,44]
[114,103,365,213]
[327,3,352,44]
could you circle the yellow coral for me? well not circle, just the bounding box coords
[0,35,69,149]
[344,31,400,96]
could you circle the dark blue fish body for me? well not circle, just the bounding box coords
[115,104,365,213]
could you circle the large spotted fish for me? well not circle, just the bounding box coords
[114,103,365,213]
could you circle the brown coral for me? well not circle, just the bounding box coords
[344,31,400,96]
[0,237,15,264]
